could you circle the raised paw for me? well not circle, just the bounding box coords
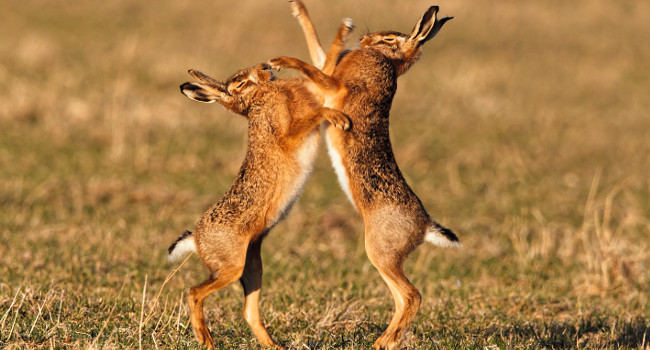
[328,113,351,131]
[288,0,305,18]
[268,57,289,71]
[340,18,355,42]
[342,18,354,31]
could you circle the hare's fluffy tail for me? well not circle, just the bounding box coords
[168,230,196,263]
[425,222,461,248]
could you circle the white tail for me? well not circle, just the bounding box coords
[167,230,197,263]
[425,224,461,248]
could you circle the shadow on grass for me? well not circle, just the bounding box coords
[472,316,649,348]
[290,316,648,349]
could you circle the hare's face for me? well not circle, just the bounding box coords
[360,7,452,76]
[360,31,412,58]
[179,64,274,116]
[217,63,274,113]
[226,63,274,97]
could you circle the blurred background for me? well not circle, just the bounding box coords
[1,0,648,348]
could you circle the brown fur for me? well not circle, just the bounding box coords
[280,2,457,349]
[171,19,354,350]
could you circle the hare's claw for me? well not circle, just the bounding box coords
[288,0,304,18]
[328,114,351,131]
[268,57,286,71]
[342,18,354,31]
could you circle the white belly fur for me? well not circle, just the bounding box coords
[266,130,320,228]
[324,126,356,209]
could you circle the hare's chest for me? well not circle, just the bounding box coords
[294,129,320,171]
[265,130,320,228]
[324,128,357,209]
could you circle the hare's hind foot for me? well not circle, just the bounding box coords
[187,263,246,349]
[187,292,215,348]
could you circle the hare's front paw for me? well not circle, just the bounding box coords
[342,18,354,31]
[288,0,305,18]
[268,57,289,71]
[328,113,351,131]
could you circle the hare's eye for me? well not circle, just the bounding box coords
[383,37,395,42]
[236,80,246,89]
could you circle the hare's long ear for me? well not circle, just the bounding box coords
[409,6,452,44]
[188,69,228,91]
[180,82,221,103]
[180,69,231,103]
[423,14,453,43]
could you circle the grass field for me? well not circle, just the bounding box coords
[1,0,649,348]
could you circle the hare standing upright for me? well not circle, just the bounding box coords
[271,2,459,349]
[167,19,353,350]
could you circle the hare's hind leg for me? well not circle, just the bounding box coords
[188,255,247,348]
[240,239,284,349]
[364,225,422,350]
[372,267,421,350]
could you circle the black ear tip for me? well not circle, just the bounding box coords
[424,6,438,17]
[420,6,438,23]
[179,82,196,93]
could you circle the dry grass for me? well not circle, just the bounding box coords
[1,0,648,348]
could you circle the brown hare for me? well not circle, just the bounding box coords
[271,2,458,349]
[167,20,354,350]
